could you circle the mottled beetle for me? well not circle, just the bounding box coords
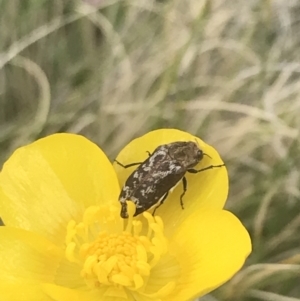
[115,141,225,218]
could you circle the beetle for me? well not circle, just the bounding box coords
[115,141,224,218]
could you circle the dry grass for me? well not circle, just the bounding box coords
[1,0,300,300]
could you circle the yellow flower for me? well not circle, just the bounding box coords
[0,129,251,301]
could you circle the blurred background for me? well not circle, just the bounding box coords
[1,0,300,300]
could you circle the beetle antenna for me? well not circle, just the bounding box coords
[203,153,212,159]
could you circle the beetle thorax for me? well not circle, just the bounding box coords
[167,141,203,169]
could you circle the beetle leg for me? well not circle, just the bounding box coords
[114,159,144,168]
[188,163,225,173]
[114,150,151,168]
[179,176,187,209]
[152,192,169,216]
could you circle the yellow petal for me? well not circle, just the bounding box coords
[42,284,93,301]
[0,227,98,300]
[142,254,180,297]
[114,129,228,232]
[0,134,119,245]
[0,227,62,282]
[42,283,136,301]
[0,281,53,301]
[54,257,86,289]
[167,209,251,301]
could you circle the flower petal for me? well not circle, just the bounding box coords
[0,134,119,245]
[0,227,63,282]
[54,257,86,289]
[140,254,180,298]
[0,281,53,301]
[0,226,89,298]
[114,129,228,231]
[42,283,137,301]
[167,209,251,301]
[42,284,96,301]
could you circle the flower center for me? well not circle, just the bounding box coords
[64,202,173,298]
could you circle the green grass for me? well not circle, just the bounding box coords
[1,0,300,300]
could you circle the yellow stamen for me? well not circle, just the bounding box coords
[64,203,175,299]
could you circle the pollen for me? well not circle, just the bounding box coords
[64,202,173,297]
